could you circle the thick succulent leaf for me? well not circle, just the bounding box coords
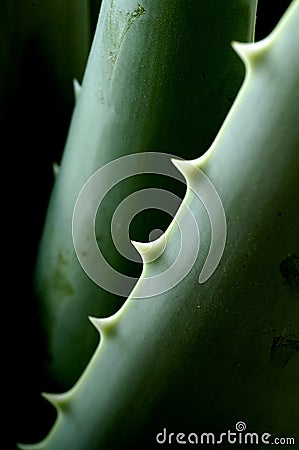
[34,0,258,389]
[22,1,299,448]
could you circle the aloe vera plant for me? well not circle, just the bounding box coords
[34,0,258,390]
[17,0,299,449]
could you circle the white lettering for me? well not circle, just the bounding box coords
[168,432,175,444]
[201,433,215,444]
[227,430,237,444]
[217,432,226,444]
[156,428,167,444]
[261,433,271,444]
[244,433,259,444]
[177,433,186,444]
[188,433,199,444]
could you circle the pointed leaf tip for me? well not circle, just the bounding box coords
[131,240,152,255]
[73,78,81,100]
[52,162,60,177]
[131,234,166,263]
[17,444,43,450]
[89,316,117,335]
[171,158,199,184]
[42,392,67,410]
[232,39,273,70]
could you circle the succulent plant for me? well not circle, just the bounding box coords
[34,0,258,391]
[11,0,298,448]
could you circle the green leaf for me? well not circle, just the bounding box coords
[34,0,258,389]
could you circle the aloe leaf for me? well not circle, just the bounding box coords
[35,0,258,389]
[22,1,299,448]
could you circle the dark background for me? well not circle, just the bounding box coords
[1,1,293,448]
